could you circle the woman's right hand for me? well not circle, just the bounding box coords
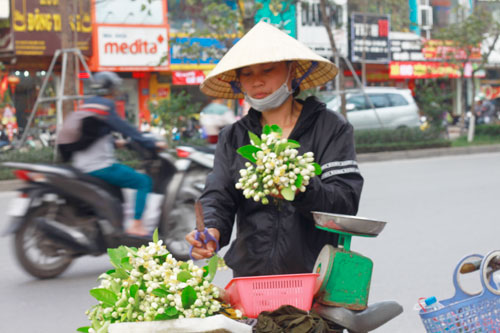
[185,228,220,260]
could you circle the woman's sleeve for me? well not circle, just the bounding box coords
[292,121,364,215]
[199,129,239,247]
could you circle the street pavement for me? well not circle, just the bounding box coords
[1,151,500,332]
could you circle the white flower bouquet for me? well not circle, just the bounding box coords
[78,230,230,333]
[236,124,321,204]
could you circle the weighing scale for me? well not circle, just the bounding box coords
[311,212,387,311]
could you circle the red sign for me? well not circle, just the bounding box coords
[423,39,481,61]
[172,70,206,85]
[389,61,485,79]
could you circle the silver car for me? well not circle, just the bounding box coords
[323,87,421,130]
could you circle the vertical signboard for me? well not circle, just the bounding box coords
[350,13,390,63]
[10,0,92,56]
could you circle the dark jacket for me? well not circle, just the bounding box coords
[57,96,155,162]
[200,97,364,277]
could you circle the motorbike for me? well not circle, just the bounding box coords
[2,141,214,279]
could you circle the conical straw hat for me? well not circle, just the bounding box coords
[200,21,338,99]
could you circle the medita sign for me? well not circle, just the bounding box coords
[96,26,169,71]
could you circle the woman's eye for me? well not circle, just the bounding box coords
[263,67,274,73]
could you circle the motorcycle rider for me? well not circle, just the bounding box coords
[57,71,166,236]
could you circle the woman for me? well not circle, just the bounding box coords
[186,22,364,277]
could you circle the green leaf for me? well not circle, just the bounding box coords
[177,270,193,282]
[181,286,197,309]
[154,313,170,321]
[120,257,133,270]
[277,142,300,153]
[207,255,218,283]
[313,162,322,175]
[141,4,146,11]
[263,125,271,135]
[180,262,189,270]
[281,187,295,201]
[111,267,129,279]
[248,131,261,146]
[129,284,138,298]
[138,265,147,274]
[271,124,282,136]
[287,139,301,147]
[295,174,303,188]
[236,145,261,163]
[108,246,128,269]
[153,228,159,243]
[202,265,209,277]
[155,306,178,320]
[76,327,90,332]
[90,288,118,306]
[152,288,170,298]
[165,306,179,317]
[105,269,115,275]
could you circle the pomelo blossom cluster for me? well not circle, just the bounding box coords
[79,231,232,333]
[236,125,321,204]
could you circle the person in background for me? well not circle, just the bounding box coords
[0,123,9,148]
[199,98,237,144]
[186,22,363,277]
[475,95,496,124]
[57,71,166,236]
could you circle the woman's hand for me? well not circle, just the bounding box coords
[185,228,220,260]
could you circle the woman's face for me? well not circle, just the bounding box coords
[238,61,292,99]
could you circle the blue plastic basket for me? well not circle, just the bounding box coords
[419,251,500,332]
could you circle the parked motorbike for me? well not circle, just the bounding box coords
[2,142,214,279]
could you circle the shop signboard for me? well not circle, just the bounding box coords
[254,0,296,37]
[94,26,169,71]
[422,39,482,61]
[350,12,390,64]
[172,70,206,85]
[390,32,425,61]
[10,0,92,56]
[170,36,228,70]
[389,61,485,79]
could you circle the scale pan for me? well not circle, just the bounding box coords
[312,211,387,236]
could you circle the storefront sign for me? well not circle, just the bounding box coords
[423,39,482,61]
[390,34,425,61]
[172,70,206,85]
[350,13,390,63]
[170,36,228,70]
[482,85,500,100]
[10,0,91,56]
[389,61,485,79]
[95,26,168,71]
[254,0,297,37]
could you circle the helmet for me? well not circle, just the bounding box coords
[90,71,123,96]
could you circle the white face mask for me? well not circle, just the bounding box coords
[244,65,293,112]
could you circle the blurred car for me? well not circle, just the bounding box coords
[322,87,421,130]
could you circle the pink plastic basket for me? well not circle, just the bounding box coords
[224,273,319,318]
